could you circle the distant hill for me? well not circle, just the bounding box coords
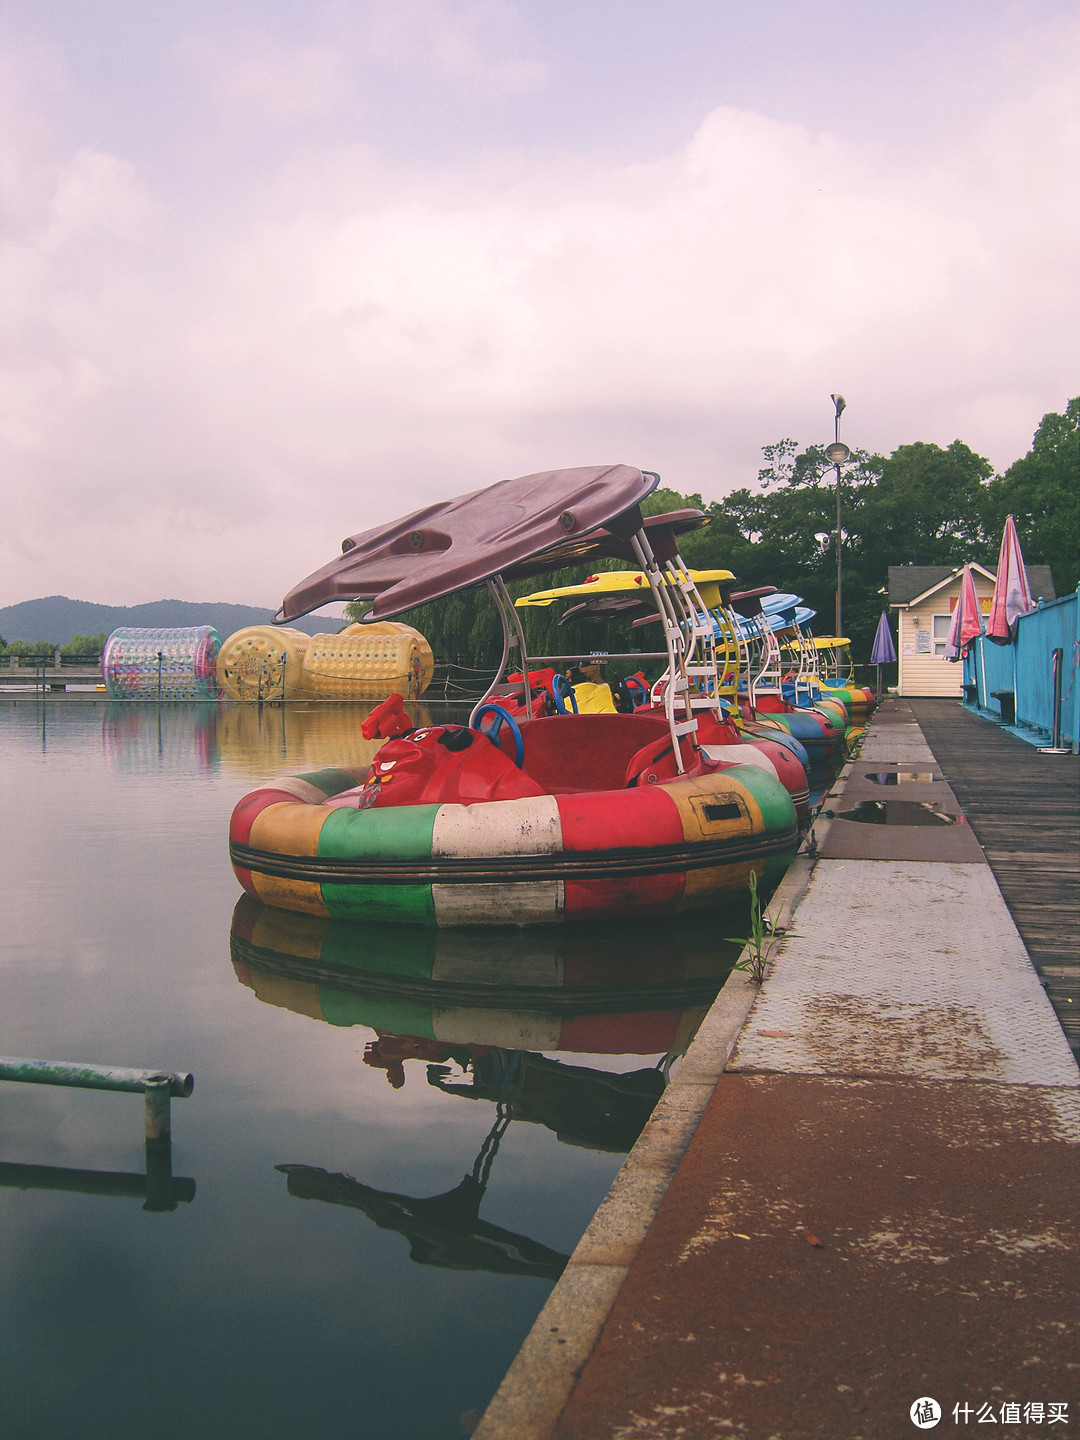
[0,596,345,646]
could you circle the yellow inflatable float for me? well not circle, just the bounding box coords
[217,622,434,702]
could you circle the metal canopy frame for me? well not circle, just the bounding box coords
[789,624,820,705]
[472,522,717,774]
[512,561,777,742]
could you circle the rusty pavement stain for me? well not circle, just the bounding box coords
[797,993,1006,1079]
[550,1072,1078,1440]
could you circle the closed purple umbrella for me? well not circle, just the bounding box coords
[870,612,897,664]
[870,611,897,696]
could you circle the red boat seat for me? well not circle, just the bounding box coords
[506,712,672,793]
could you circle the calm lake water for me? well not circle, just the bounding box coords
[0,699,740,1440]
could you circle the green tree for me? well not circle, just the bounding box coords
[694,437,1004,658]
[862,441,994,566]
[61,632,107,660]
[2,638,56,659]
[983,398,1079,594]
[673,441,892,657]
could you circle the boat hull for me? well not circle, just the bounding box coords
[229,762,798,927]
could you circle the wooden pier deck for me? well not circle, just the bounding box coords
[910,698,1079,1055]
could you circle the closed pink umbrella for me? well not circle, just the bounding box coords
[944,564,983,662]
[986,514,1034,644]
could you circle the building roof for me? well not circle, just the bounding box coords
[888,564,1056,607]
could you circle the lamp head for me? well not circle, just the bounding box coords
[831,393,846,417]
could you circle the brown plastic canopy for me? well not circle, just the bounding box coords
[728,586,778,619]
[503,508,705,582]
[558,594,654,625]
[277,465,666,623]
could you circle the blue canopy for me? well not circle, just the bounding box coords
[759,592,801,614]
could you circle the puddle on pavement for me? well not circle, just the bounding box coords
[837,800,959,825]
[865,771,944,785]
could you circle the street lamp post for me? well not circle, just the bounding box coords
[825,394,851,638]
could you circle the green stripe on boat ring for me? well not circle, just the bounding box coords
[293,767,368,798]
[724,763,798,832]
[318,804,440,924]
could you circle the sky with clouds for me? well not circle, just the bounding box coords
[2,0,1078,609]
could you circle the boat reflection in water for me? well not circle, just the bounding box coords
[98,698,438,779]
[214,700,434,779]
[230,897,739,1278]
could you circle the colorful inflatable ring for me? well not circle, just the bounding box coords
[229,762,798,927]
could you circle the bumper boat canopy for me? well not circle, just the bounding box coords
[277,465,662,624]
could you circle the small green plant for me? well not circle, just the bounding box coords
[726,870,774,985]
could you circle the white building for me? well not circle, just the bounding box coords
[888,563,1056,697]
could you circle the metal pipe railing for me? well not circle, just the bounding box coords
[0,1057,193,1143]
[523,651,668,665]
[1,1056,196,1212]
[1051,647,1063,748]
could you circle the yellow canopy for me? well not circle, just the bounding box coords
[516,568,736,610]
[808,636,851,651]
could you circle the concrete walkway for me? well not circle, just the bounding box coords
[475,698,1079,1440]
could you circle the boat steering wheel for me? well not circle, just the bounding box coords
[622,676,648,710]
[471,704,525,768]
[552,674,579,714]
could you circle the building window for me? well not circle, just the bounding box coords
[932,614,951,656]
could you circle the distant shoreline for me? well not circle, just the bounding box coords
[0,596,347,647]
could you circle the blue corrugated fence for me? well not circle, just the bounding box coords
[964,589,1079,751]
